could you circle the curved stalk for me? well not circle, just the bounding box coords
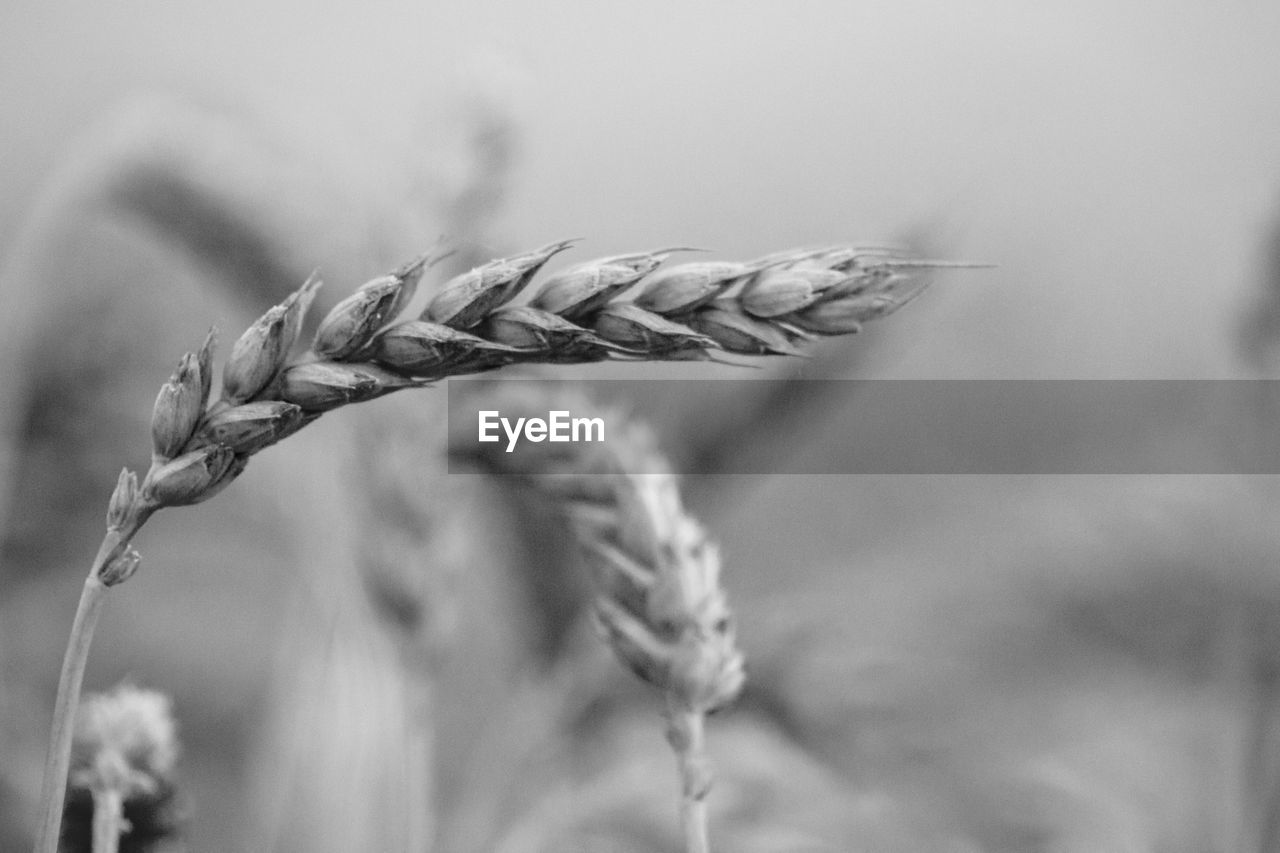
[34,575,107,853]
[35,515,148,853]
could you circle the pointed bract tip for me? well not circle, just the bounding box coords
[197,327,217,408]
[150,350,206,460]
[106,468,140,531]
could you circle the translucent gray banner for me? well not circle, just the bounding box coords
[446,380,1280,475]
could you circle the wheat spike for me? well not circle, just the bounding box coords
[462,382,744,853]
[98,239,968,541]
[349,399,456,853]
[36,237,973,853]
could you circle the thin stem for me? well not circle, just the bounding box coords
[35,516,148,853]
[90,788,125,853]
[34,575,107,853]
[667,707,711,853]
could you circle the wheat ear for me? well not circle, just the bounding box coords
[351,400,457,852]
[461,384,743,852]
[35,238,969,853]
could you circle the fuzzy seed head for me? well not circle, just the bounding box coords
[150,351,205,460]
[71,684,178,799]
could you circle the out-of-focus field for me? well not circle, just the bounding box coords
[3,1,1280,850]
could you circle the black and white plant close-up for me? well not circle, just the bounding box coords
[2,2,1280,852]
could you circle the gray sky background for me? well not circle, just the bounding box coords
[3,0,1278,378]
